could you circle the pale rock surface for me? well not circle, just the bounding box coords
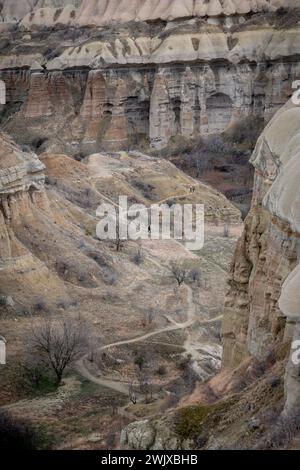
[120,416,193,450]
[44,27,300,70]
[20,4,78,29]
[0,132,68,307]
[0,0,297,25]
[0,54,45,70]
[222,100,300,415]
[0,132,45,196]
[75,0,295,26]
[0,0,80,23]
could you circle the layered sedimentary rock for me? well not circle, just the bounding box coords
[119,98,300,451]
[0,4,299,151]
[75,0,296,26]
[0,132,68,308]
[1,16,300,151]
[222,100,300,415]
[1,0,297,27]
[0,0,81,23]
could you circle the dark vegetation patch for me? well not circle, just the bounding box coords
[159,116,264,218]
[0,410,38,450]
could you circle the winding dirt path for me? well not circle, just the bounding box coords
[76,283,222,395]
[76,159,223,395]
[77,283,196,395]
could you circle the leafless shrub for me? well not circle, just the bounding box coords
[129,382,137,405]
[189,268,202,285]
[131,179,155,200]
[171,263,188,286]
[203,134,231,156]
[131,248,144,265]
[88,251,108,267]
[30,317,89,386]
[56,299,71,310]
[102,268,118,285]
[137,369,153,404]
[112,224,126,252]
[34,299,48,313]
[101,290,119,303]
[143,308,157,327]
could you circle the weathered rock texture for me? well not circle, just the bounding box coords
[0,0,81,24]
[120,98,300,451]
[1,0,295,27]
[1,15,300,151]
[75,0,295,26]
[222,100,300,415]
[0,132,69,308]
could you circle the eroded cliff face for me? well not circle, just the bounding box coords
[1,0,296,28]
[0,0,81,24]
[0,131,69,310]
[222,100,300,415]
[119,99,300,452]
[1,12,300,153]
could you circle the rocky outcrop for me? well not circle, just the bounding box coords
[43,26,300,69]
[1,0,297,27]
[222,100,300,415]
[0,0,81,24]
[1,7,300,151]
[0,132,45,200]
[120,416,193,451]
[75,0,295,26]
[0,132,68,309]
[119,98,300,451]
[0,55,298,152]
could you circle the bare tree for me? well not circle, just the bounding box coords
[129,382,137,405]
[113,224,126,252]
[131,247,144,265]
[133,353,153,403]
[143,308,157,327]
[137,368,153,404]
[171,263,188,286]
[31,317,88,386]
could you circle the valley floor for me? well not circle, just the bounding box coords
[0,150,241,449]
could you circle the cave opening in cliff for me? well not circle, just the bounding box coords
[193,93,201,136]
[171,98,182,135]
[125,96,150,147]
[206,93,232,134]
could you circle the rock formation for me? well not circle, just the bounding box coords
[0,0,81,24]
[222,99,300,416]
[119,97,300,451]
[75,0,296,26]
[0,132,68,309]
[1,12,300,152]
[1,0,295,27]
